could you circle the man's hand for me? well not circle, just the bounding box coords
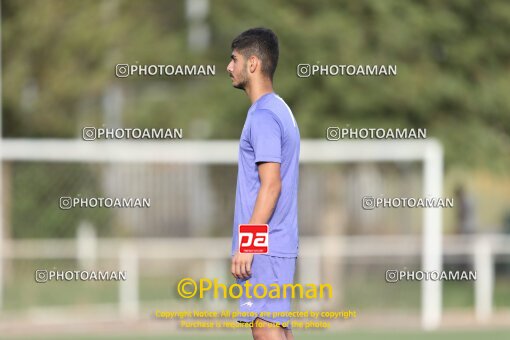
[231,252,254,280]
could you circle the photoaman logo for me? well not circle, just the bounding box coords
[239,224,268,254]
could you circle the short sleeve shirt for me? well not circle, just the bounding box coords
[231,93,300,257]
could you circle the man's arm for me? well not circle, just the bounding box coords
[231,162,281,280]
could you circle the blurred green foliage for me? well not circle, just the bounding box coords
[11,163,112,238]
[2,0,510,172]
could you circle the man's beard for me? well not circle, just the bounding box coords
[233,79,248,90]
[232,69,248,90]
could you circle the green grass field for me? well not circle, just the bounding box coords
[5,330,510,340]
[5,259,510,311]
[3,260,510,340]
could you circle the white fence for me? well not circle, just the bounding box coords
[0,138,445,329]
[2,228,508,326]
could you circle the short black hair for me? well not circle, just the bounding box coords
[231,27,279,81]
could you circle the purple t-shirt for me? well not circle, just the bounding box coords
[231,92,300,258]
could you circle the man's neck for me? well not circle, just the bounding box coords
[245,79,274,104]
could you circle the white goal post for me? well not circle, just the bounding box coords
[0,138,444,330]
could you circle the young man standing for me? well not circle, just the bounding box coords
[227,28,300,340]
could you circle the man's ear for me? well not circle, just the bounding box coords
[248,56,258,74]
